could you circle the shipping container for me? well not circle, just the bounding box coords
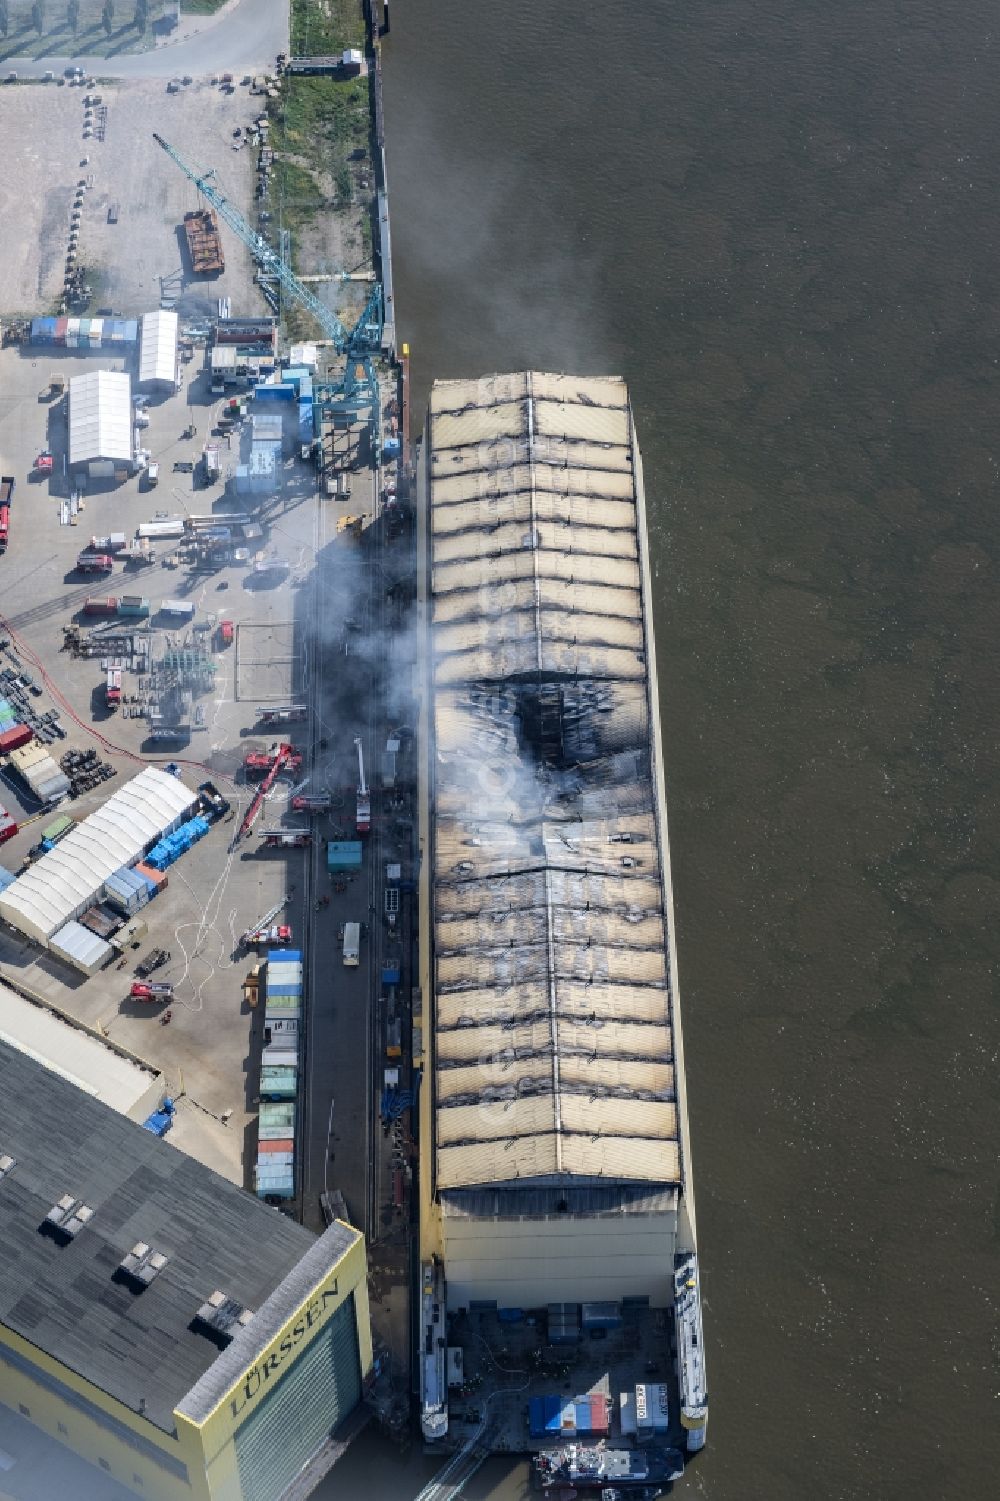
[528,1396,569,1439]
[134,860,168,895]
[0,812,17,845]
[118,596,150,618]
[41,813,73,845]
[0,725,32,753]
[82,597,119,616]
[136,518,186,539]
[54,316,68,344]
[257,1137,294,1156]
[160,599,195,619]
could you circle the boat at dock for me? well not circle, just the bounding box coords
[536,1442,685,1492]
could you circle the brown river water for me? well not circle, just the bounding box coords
[324,2,1000,1497]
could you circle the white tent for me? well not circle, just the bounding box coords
[49,920,113,976]
[139,310,179,389]
[0,767,197,944]
[68,370,132,466]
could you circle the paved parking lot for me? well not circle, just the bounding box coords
[0,78,263,316]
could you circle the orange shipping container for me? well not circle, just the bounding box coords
[258,1137,294,1155]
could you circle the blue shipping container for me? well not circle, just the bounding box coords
[528,1396,565,1437]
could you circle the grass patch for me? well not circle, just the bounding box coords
[291,0,364,56]
[275,157,328,238]
[275,73,370,153]
[269,73,369,232]
[181,0,229,13]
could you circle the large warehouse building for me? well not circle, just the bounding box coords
[68,370,133,478]
[416,373,706,1447]
[0,766,197,945]
[0,1041,372,1501]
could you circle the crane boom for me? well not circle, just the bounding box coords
[153,132,349,350]
[354,736,368,797]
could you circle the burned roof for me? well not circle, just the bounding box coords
[0,1042,322,1434]
[426,372,682,1192]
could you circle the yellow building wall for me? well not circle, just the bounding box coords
[0,1230,372,1501]
[0,1323,203,1501]
[178,1232,372,1501]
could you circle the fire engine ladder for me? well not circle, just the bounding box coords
[233,746,292,845]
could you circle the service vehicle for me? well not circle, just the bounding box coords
[77,551,114,574]
[342,921,360,966]
[291,792,332,813]
[260,829,311,849]
[135,946,170,977]
[243,923,292,949]
[257,704,307,726]
[130,981,174,1002]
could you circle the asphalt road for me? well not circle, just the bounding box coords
[2,0,287,79]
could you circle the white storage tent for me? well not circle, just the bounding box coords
[49,920,113,976]
[0,767,197,945]
[139,310,179,389]
[69,370,133,468]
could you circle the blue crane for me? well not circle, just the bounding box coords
[153,132,386,446]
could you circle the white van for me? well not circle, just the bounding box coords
[342,922,360,966]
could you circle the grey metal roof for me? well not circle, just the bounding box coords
[0,1041,317,1434]
[426,372,681,1191]
[440,1183,679,1220]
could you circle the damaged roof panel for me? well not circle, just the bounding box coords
[427,372,681,1193]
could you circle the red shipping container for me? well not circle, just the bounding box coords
[0,724,32,753]
[258,1138,294,1155]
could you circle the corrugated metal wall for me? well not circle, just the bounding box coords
[234,1295,361,1501]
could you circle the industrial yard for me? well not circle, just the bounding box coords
[0,339,313,1180]
[0,79,262,315]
